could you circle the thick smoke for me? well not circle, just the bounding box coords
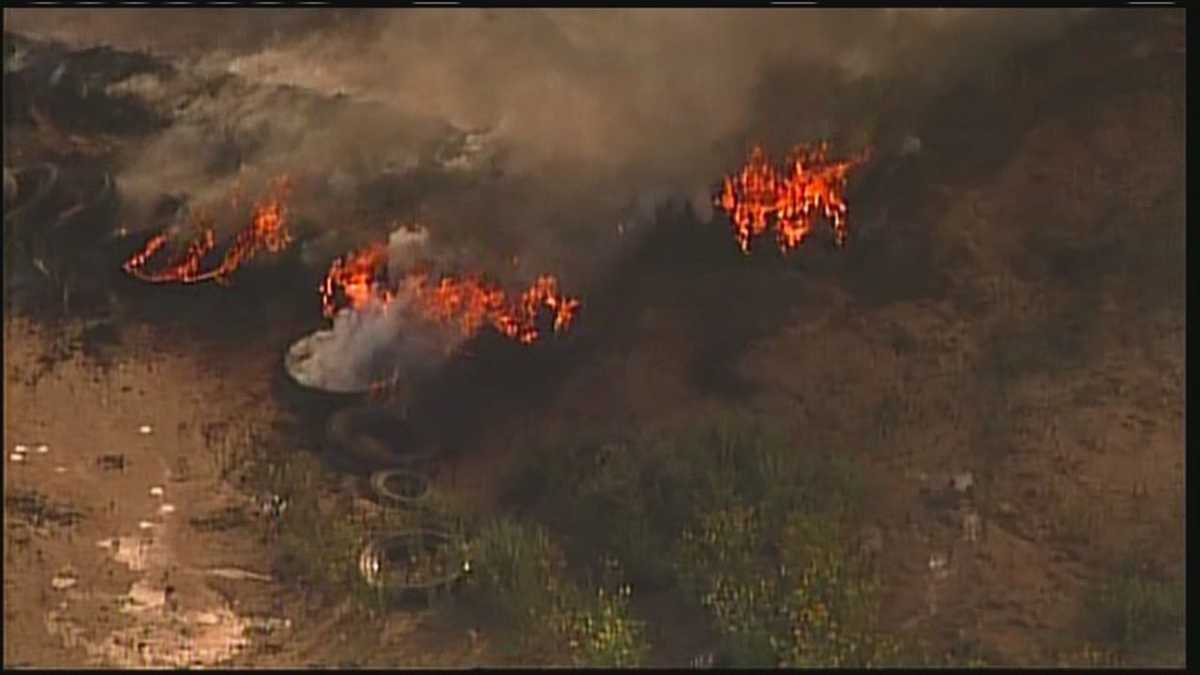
[286,294,460,394]
[6,8,1089,278]
[7,8,1090,390]
[286,223,443,393]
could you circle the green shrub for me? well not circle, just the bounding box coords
[675,507,899,668]
[506,414,864,583]
[1087,558,1184,655]
[274,488,368,591]
[464,518,649,667]
[499,414,895,667]
[553,581,648,667]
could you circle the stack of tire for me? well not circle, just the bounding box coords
[329,402,472,605]
[4,161,122,309]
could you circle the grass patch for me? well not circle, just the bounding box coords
[461,518,649,667]
[1084,553,1185,660]
[675,507,900,667]
[501,412,898,667]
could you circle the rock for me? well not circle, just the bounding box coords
[51,570,78,590]
[122,580,166,612]
[951,471,975,493]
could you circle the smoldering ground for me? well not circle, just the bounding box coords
[5,8,1091,289]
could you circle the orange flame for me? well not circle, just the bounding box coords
[715,143,867,253]
[320,242,394,318]
[123,177,293,284]
[321,244,581,345]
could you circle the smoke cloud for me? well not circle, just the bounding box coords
[285,293,460,394]
[5,8,1090,389]
[6,8,1089,282]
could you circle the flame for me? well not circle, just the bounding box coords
[320,243,394,318]
[123,177,293,284]
[406,272,581,345]
[715,143,867,253]
[321,243,581,345]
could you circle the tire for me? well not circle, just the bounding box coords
[370,468,431,508]
[360,529,467,604]
[4,163,61,245]
[325,405,439,473]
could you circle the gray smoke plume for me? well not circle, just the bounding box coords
[285,293,461,394]
[5,8,1091,282]
[6,8,1091,390]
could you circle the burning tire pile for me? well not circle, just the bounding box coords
[6,27,877,615]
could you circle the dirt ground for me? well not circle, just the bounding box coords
[2,316,498,668]
[3,8,1185,669]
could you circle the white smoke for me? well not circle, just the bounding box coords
[285,294,462,394]
[286,223,463,393]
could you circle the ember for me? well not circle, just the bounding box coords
[321,243,581,345]
[123,177,293,284]
[714,144,867,254]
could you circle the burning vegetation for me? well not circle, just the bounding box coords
[122,177,293,284]
[715,144,868,254]
[321,243,581,346]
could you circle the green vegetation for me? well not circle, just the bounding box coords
[1085,554,1185,659]
[462,518,648,667]
[268,456,374,594]
[676,507,900,667]
[226,412,901,667]
[503,413,900,667]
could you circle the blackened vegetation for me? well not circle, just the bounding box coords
[5,488,86,529]
[4,32,172,135]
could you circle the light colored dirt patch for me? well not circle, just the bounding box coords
[3,317,287,667]
[4,315,501,668]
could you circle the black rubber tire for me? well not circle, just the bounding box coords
[276,333,371,416]
[370,468,432,508]
[32,171,120,282]
[325,404,439,474]
[363,529,466,603]
[4,163,61,244]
